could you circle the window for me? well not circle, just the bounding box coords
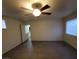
[2,20,6,29]
[66,18,77,36]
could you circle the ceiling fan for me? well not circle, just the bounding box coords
[21,3,52,17]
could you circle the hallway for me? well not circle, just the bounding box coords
[3,41,76,59]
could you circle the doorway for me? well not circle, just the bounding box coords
[24,24,33,48]
[25,25,31,41]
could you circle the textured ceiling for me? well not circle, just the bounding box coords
[2,0,77,21]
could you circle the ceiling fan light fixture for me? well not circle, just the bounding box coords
[33,9,41,17]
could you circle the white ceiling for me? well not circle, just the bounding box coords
[2,0,77,21]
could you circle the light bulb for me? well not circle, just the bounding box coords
[33,9,41,17]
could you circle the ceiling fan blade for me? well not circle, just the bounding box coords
[23,13,32,16]
[20,7,33,14]
[42,12,52,15]
[20,7,32,12]
[40,5,50,11]
[21,7,30,10]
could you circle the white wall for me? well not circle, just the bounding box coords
[2,17,25,54]
[64,34,77,49]
[27,19,64,41]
